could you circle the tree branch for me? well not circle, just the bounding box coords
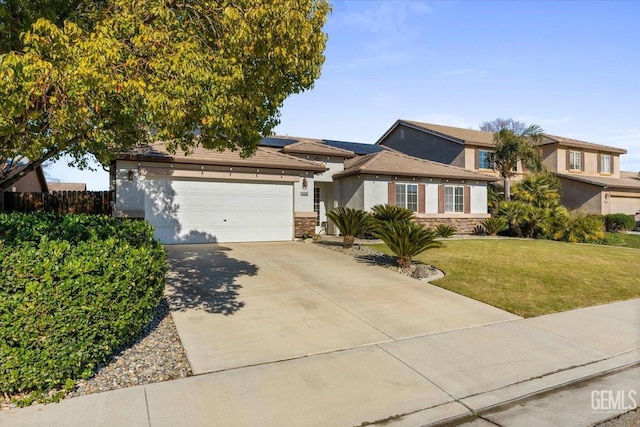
[0,148,60,192]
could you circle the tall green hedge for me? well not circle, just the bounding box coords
[603,213,636,232]
[0,213,166,396]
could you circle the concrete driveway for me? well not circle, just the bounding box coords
[3,242,638,426]
[166,242,519,374]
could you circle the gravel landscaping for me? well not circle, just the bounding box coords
[1,298,191,409]
[313,238,442,281]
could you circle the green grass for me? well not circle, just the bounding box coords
[615,232,640,249]
[369,239,640,318]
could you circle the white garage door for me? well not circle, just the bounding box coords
[144,178,293,244]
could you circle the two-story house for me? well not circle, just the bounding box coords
[376,120,526,180]
[377,120,640,216]
[538,134,640,215]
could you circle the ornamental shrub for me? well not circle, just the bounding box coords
[326,207,372,248]
[603,214,636,232]
[435,224,456,238]
[373,220,441,268]
[0,213,166,397]
[371,204,414,223]
[480,217,508,236]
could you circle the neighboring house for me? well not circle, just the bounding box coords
[47,182,87,192]
[537,134,640,215]
[376,120,524,178]
[378,120,640,216]
[113,136,494,244]
[1,162,48,193]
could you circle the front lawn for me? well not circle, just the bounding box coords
[370,239,640,318]
[613,232,640,249]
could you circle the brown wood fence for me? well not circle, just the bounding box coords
[2,191,113,215]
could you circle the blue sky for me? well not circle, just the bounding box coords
[48,0,640,189]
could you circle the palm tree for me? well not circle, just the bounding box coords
[512,173,561,208]
[373,220,441,268]
[552,213,605,243]
[491,124,544,201]
[371,204,414,223]
[326,207,372,248]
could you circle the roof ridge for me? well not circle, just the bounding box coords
[354,151,384,171]
[283,139,356,156]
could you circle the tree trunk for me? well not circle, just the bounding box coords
[342,235,355,248]
[398,256,412,269]
[504,177,511,201]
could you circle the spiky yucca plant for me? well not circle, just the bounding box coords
[373,220,441,268]
[480,217,508,236]
[326,207,372,248]
[435,224,456,238]
[371,204,414,223]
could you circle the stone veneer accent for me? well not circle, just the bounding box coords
[415,217,484,235]
[295,215,316,238]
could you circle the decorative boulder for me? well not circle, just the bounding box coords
[412,264,432,279]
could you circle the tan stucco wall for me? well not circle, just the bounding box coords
[545,146,620,178]
[558,177,604,214]
[541,146,557,172]
[8,170,44,192]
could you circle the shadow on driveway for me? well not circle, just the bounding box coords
[165,245,258,315]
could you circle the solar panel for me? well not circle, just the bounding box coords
[322,140,384,155]
[260,137,298,148]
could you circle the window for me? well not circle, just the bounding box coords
[478,150,494,169]
[600,154,612,174]
[444,185,464,213]
[568,151,582,171]
[395,183,418,212]
[313,187,321,226]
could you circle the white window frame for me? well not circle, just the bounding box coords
[601,154,612,174]
[478,150,494,169]
[395,183,418,212]
[569,151,582,171]
[444,185,464,213]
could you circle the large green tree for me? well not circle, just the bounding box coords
[0,0,329,190]
[490,124,544,200]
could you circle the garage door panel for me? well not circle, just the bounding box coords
[144,178,293,244]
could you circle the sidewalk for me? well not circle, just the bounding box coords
[2,298,638,427]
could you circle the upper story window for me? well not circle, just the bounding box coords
[444,185,464,213]
[477,150,494,170]
[568,150,582,171]
[600,154,612,174]
[395,183,418,212]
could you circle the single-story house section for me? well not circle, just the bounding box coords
[113,142,326,244]
[555,173,640,216]
[333,150,495,233]
[114,137,495,244]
